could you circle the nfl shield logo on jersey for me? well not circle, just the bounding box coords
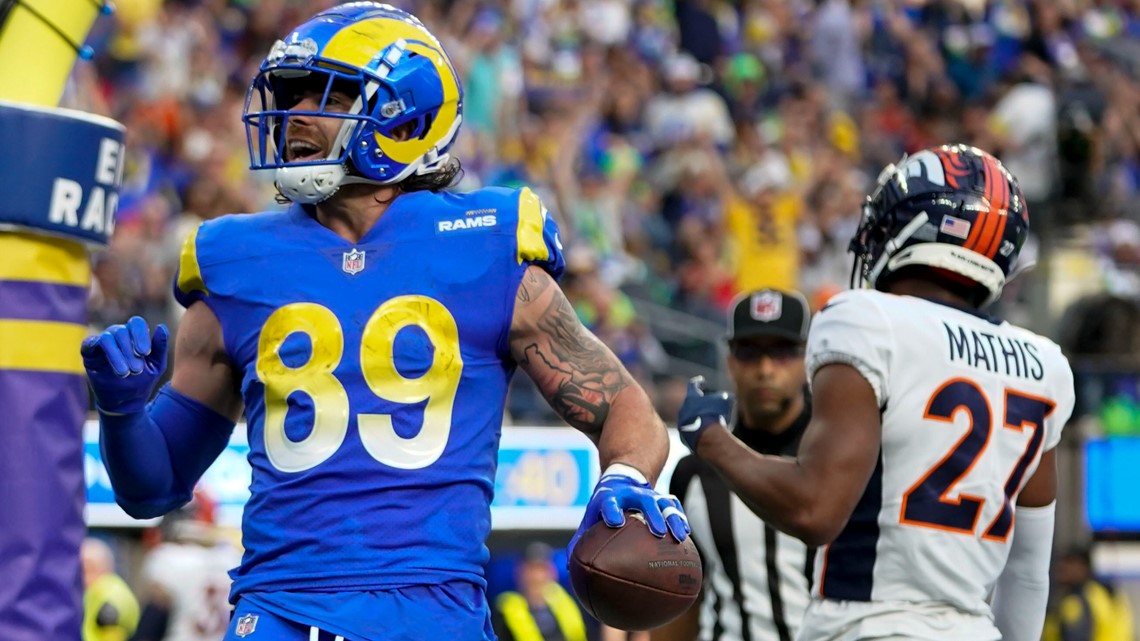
[751,291,782,322]
[342,248,366,275]
[235,614,258,637]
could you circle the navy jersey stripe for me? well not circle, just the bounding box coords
[764,524,792,641]
[820,451,883,601]
[803,544,816,594]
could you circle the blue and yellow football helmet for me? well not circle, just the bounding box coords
[243,2,464,203]
[850,144,1031,307]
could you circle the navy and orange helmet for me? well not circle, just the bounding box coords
[850,144,1030,306]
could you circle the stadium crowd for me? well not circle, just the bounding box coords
[67,0,1140,420]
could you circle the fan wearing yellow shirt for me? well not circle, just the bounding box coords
[724,158,801,294]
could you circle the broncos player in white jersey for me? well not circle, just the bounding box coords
[678,144,1074,641]
[134,495,241,641]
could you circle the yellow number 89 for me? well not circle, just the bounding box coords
[256,295,464,473]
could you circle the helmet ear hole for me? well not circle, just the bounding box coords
[391,121,417,142]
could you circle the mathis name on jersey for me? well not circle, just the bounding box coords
[943,322,1044,381]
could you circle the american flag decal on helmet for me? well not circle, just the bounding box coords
[940,216,971,239]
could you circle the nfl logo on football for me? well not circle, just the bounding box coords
[342,248,366,275]
[751,291,782,322]
[235,614,258,637]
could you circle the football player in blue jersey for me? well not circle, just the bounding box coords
[79,4,689,640]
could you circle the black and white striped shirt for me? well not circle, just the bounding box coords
[670,409,815,641]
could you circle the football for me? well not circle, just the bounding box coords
[568,512,702,630]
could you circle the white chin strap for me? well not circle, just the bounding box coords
[276,109,374,205]
[276,165,395,204]
[275,164,347,204]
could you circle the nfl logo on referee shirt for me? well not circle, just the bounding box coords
[235,614,258,637]
[751,291,782,322]
[342,248,366,275]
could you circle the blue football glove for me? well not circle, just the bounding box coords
[677,376,734,452]
[569,464,690,558]
[81,316,169,415]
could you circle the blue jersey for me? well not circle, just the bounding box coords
[174,187,564,599]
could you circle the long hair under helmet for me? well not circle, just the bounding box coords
[243,2,463,204]
[850,144,1031,307]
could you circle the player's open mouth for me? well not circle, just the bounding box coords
[287,140,325,162]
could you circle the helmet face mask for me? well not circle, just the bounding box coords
[850,145,1030,307]
[247,67,368,167]
[242,3,464,204]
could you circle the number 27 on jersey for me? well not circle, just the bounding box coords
[900,378,1055,541]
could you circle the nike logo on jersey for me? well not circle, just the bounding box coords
[679,418,704,432]
[679,414,727,432]
[820,299,846,313]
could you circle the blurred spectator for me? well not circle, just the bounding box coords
[1059,220,1140,358]
[82,538,140,641]
[1043,547,1135,641]
[724,150,801,293]
[673,0,731,66]
[130,491,241,641]
[563,247,643,367]
[491,543,588,641]
[644,52,735,150]
[989,72,1059,212]
[809,0,867,108]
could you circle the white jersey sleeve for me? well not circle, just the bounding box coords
[1041,343,1074,451]
[140,542,238,641]
[806,290,895,407]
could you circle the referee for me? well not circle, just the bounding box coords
[654,289,814,641]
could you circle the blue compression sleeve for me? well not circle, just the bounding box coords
[99,384,236,519]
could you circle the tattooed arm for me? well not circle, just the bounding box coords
[510,265,670,482]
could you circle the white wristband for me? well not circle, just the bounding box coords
[601,463,648,485]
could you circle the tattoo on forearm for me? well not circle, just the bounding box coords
[517,293,630,435]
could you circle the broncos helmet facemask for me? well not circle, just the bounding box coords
[243,2,463,204]
[850,144,1030,307]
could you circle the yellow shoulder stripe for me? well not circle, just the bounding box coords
[177,226,208,297]
[516,187,549,265]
